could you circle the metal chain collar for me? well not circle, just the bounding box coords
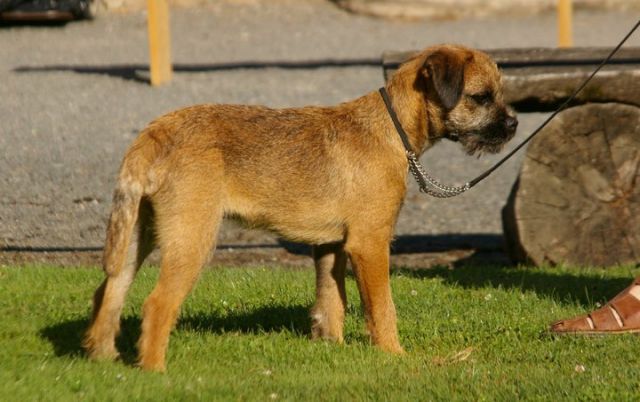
[406,151,469,198]
[379,86,470,198]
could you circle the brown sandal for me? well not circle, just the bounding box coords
[550,277,640,335]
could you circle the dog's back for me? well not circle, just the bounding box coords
[109,100,405,245]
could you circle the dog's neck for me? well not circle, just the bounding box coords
[383,68,446,155]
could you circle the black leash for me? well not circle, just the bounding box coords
[380,18,640,198]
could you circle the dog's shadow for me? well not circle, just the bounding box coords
[39,304,311,364]
[40,317,141,364]
[178,304,310,336]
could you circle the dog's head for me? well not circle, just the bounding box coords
[418,45,517,155]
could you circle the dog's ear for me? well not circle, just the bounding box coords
[422,49,467,110]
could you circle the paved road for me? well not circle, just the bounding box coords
[1,1,639,260]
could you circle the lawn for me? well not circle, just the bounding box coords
[1,263,639,401]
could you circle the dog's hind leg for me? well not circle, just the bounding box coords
[137,179,223,372]
[311,242,347,343]
[84,199,156,361]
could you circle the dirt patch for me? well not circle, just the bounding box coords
[0,246,509,269]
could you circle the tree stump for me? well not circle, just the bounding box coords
[502,103,640,267]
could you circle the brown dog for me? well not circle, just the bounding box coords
[83,44,517,371]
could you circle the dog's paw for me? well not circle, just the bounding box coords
[83,340,120,361]
[310,311,344,343]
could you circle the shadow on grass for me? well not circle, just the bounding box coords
[39,317,142,365]
[40,304,310,364]
[178,304,311,336]
[39,318,88,358]
[393,258,633,307]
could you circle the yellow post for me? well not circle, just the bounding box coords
[147,0,173,86]
[557,0,573,48]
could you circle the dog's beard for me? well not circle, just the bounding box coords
[458,132,510,156]
[448,123,515,157]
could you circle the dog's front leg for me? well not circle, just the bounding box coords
[311,242,347,343]
[346,229,404,354]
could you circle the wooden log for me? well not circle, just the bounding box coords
[382,47,640,112]
[502,103,640,267]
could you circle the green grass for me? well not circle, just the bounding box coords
[2,263,640,401]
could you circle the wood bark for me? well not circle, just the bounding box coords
[502,103,640,267]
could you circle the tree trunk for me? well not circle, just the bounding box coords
[502,103,640,267]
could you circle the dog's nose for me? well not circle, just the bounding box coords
[505,116,518,131]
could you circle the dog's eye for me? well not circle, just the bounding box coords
[469,92,493,105]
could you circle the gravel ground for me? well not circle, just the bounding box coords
[333,0,640,20]
[1,1,639,264]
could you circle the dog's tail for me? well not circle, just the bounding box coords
[102,127,165,276]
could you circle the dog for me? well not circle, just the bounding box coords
[83,44,517,372]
